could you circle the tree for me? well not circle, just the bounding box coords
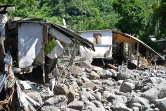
[152,0,166,39]
[113,0,148,36]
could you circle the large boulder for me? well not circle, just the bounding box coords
[141,87,159,103]
[45,95,67,105]
[158,87,166,99]
[143,77,165,85]
[107,94,127,105]
[54,84,68,95]
[120,82,135,93]
[129,96,150,110]
[97,70,112,79]
[155,97,166,111]
[68,101,84,110]
[67,85,76,102]
[117,71,133,80]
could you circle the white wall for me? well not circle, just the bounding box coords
[18,23,43,68]
[0,14,7,38]
[80,30,112,58]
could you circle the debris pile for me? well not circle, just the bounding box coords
[1,56,166,111]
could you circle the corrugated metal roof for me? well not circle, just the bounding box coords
[112,30,164,60]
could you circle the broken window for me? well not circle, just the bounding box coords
[93,33,101,44]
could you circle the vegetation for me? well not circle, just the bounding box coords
[0,0,166,52]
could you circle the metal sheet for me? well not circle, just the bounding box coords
[112,31,164,60]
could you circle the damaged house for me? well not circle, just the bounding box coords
[4,14,95,82]
[79,30,164,69]
[0,5,95,110]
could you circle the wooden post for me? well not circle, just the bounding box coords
[137,42,140,69]
[42,26,48,83]
[129,44,132,61]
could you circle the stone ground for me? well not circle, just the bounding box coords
[22,61,166,111]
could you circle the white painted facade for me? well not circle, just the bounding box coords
[18,23,43,68]
[80,30,112,58]
[0,14,7,38]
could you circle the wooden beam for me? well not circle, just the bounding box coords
[137,42,140,69]
[129,44,132,61]
[42,26,48,83]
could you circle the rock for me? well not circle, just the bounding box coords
[76,79,83,86]
[155,97,166,111]
[117,80,124,85]
[85,106,105,111]
[123,79,135,84]
[67,85,76,102]
[102,79,114,86]
[92,92,102,101]
[81,77,91,83]
[41,105,60,111]
[135,82,144,90]
[120,82,135,93]
[45,95,67,105]
[68,108,80,111]
[143,77,165,85]
[24,90,43,105]
[107,94,127,105]
[129,96,150,110]
[79,60,92,71]
[92,101,105,110]
[114,103,133,111]
[92,66,103,72]
[82,99,96,107]
[81,90,96,101]
[97,70,112,79]
[145,108,159,111]
[69,65,81,78]
[54,84,68,95]
[141,83,153,92]
[102,91,111,98]
[132,107,139,111]
[117,71,133,80]
[158,87,166,99]
[89,71,100,80]
[68,101,84,110]
[40,92,52,99]
[141,87,159,103]
[131,103,142,109]
[91,80,102,85]
[110,69,117,77]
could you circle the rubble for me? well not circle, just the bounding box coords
[1,56,166,111]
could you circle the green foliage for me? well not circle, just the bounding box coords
[0,0,166,52]
[113,0,148,35]
[152,0,166,39]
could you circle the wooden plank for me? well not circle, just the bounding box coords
[137,42,140,69]
[42,26,48,83]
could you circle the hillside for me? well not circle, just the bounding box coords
[1,0,165,51]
